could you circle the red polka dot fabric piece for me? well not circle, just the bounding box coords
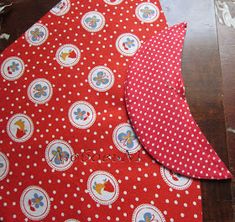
[125,23,232,180]
[0,0,203,221]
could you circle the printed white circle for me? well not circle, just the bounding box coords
[45,140,74,171]
[87,171,119,205]
[103,0,124,5]
[135,2,160,23]
[116,33,140,56]
[50,0,71,16]
[88,66,114,92]
[160,166,193,190]
[68,101,96,129]
[81,11,105,32]
[1,56,25,81]
[56,44,81,67]
[113,123,141,154]
[64,219,79,222]
[25,23,48,46]
[132,204,166,222]
[0,152,9,181]
[20,186,50,221]
[28,78,53,104]
[7,114,34,142]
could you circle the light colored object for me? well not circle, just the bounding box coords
[55,44,81,67]
[68,101,96,129]
[45,140,74,171]
[27,78,53,104]
[0,3,13,14]
[20,186,50,221]
[88,66,115,92]
[0,33,10,40]
[87,170,119,205]
[215,1,235,28]
[227,127,235,134]
[81,11,105,32]
[115,33,141,56]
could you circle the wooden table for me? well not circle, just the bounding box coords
[161,0,234,221]
[0,0,234,221]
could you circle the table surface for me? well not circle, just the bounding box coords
[0,0,234,221]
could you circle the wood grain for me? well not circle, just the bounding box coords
[217,2,235,220]
[161,0,234,221]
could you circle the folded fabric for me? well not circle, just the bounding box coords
[125,22,232,180]
[0,0,202,221]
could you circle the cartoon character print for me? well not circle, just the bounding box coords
[45,140,74,171]
[81,11,105,32]
[87,171,119,205]
[32,83,48,99]
[28,78,53,104]
[140,7,155,19]
[50,146,70,166]
[56,44,81,67]
[132,204,166,222]
[74,107,90,121]
[14,118,27,139]
[118,129,137,149]
[116,33,140,56]
[93,71,109,86]
[60,49,77,61]
[50,0,70,16]
[88,66,114,92]
[1,57,25,81]
[54,0,67,12]
[30,28,45,42]
[160,166,193,190]
[68,101,96,129]
[85,16,100,29]
[113,123,141,154]
[7,114,34,142]
[7,61,20,75]
[25,23,48,46]
[123,37,136,51]
[0,152,9,181]
[28,193,44,212]
[135,3,160,23]
[20,186,50,220]
[139,212,160,222]
[93,178,115,195]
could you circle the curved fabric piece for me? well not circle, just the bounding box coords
[125,23,232,180]
[0,1,205,221]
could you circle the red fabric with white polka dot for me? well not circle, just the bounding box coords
[125,23,232,180]
[0,0,203,221]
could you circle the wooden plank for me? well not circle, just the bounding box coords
[160,0,233,221]
[216,1,235,220]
